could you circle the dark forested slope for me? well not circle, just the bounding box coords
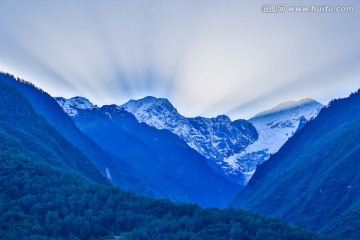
[0,72,153,194]
[0,79,106,184]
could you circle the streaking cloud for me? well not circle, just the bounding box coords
[0,0,359,119]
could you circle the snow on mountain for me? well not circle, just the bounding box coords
[55,96,323,186]
[253,98,321,119]
[54,96,258,179]
[250,98,322,153]
[54,97,241,206]
[55,96,96,116]
[224,98,323,184]
[120,96,181,129]
[121,97,258,182]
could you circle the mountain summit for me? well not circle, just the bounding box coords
[249,98,323,154]
[223,98,323,183]
[56,96,96,116]
[253,98,322,119]
[121,96,182,129]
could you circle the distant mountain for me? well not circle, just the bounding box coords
[253,98,321,118]
[232,90,360,239]
[224,98,323,184]
[121,96,322,185]
[55,97,241,208]
[121,96,259,184]
[0,77,322,240]
[54,95,322,186]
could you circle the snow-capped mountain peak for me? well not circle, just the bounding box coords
[253,98,320,119]
[55,96,96,116]
[223,98,323,184]
[123,96,178,113]
[121,96,183,129]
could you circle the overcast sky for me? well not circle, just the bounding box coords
[0,0,359,119]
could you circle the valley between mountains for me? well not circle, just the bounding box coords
[1,71,359,239]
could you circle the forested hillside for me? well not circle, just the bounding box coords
[0,80,106,184]
[0,72,142,191]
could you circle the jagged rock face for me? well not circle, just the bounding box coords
[121,97,323,185]
[121,97,258,183]
[56,96,322,186]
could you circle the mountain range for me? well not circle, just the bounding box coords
[56,97,240,207]
[0,72,240,208]
[55,95,322,187]
[121,96,322,185]
[0,72,324,239]
[2,70,360,239]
